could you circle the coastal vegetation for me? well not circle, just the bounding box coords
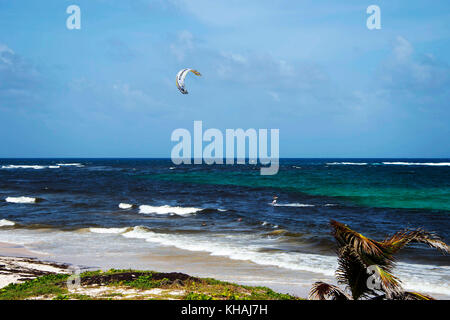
[0,269,300,300]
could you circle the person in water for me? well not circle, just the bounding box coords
[272,196,278,206]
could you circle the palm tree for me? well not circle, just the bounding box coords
[309,220,448,300]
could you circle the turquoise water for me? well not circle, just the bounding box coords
[153,159,450,211]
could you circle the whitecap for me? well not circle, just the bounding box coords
[0,219,15,227]
[272,203,314,207]
[382,162,450,166]
[1,164,61,169]
[1,165,46,170]
[138,205,202,216]
[89,227,130,234]
[5,196,37,204]
[118,203,134,210]
[327,162,368,166]
[57,163,83,167]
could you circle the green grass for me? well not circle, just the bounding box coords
[0,269,302,300]
[0,274,70,300]
[111,275,170,290]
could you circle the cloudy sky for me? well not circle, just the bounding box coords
[0,0,448,157]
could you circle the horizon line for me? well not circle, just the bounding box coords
[0,157,449,160]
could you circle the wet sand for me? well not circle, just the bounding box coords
[0,242,70,288]
[0,241,46,258]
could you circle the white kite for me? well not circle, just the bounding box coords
[176,68,201,94]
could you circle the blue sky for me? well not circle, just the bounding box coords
[0,0,449,157]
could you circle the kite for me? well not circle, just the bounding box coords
[176,68,201,94]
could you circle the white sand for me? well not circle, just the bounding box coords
[0,242,69,288]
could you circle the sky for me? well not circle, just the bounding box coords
[0,0,449,158]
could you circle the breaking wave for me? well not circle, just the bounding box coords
[382,162,450,166]
[89,227,131,234]
[5,196,40,204]
[327,162,368,166]
[272,203,314,207]
[1,165,59,170]
[0,219,15,227]
[118,203,136,210]
[138,205,203,216]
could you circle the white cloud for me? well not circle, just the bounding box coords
[267,91,280,102]
[0,43,41,108]
[393,36,413,62]
[380,36,450,94]
[170,30,194,61]
[0,44,15,65]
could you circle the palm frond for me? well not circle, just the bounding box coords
[382,229,449,254]
[397,291,435,300]
[331,220,387,258]
[336,246,373,299]
[309,220,447,301]
[330,220,395,269]
[336,246,402,299]
[309,281,351,300]
[371,265,403,299]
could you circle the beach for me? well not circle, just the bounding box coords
[0,242,69,289]
[0,241,304,300]
[0,239,321,298]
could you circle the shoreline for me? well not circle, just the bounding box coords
[0,240,313,300]
[0,229,325,298]
[0,242,70,289]
[0,242,302,300]
[1,238,448,300]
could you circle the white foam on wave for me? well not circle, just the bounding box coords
[121,226,336,276]
[2,164,62,169]
[139,205,202,216]
[57,163,84,167]
[272,203,314,207]
[89,227,130,234]
[327,162,368,166]
[5,196,37,204]
[0,219,15,227]
[119,203,134,210]
[119,227,450,296]
[396,262,450,296]
[1,165,46,170]
[382,162,450,166]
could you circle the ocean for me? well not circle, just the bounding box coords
[0,158,449,298]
